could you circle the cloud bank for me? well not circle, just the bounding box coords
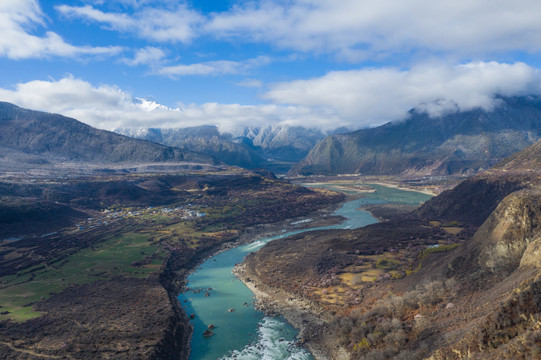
[265,62,541,126]
[204,0,541,59]
[0,62,540,133]
[0,76,339,134]
[57,0,541,61]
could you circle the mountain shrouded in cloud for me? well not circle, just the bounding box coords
[264,62,541,127]
[1,62,541,134]
[289,96,541,177]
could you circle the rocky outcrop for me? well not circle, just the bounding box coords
[520,234,541,268]
[473,190,541,272]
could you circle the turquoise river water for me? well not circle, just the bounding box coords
[178,184,432,360]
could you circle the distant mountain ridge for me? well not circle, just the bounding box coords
[0,102,214,165]
[290,96,541,177]
[115,124,331,170]
[114,126,265,169]
[241,125,329,162]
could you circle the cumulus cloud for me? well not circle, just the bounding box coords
[0,76,340,134]
[205,0,541,60]
[265,62,541,127]
[57,3,203,43]
[0,0,121,59]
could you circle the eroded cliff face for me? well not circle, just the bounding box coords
[472,190,541,273]
[409,185,541,359]
[520,234,541,268]
[0,276,186,360]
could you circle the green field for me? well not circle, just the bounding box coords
[0,232,163,322]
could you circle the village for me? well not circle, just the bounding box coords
[74,205,208,232]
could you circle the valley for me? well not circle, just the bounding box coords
[0,101,540,359]
[0,167,343,359]
[237,142,541,359]
[114,125,332,172]
[3,1,541,358]
[180,182,432,359]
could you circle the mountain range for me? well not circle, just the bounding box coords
[290,96,541,177]
[0,102,214,167]
[114,126,265,169]
[114,125,332,171]
[241,125,332,162]
[2,97,541,359]
[3,97,541,179]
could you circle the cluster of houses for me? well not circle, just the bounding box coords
[76,205,207,231]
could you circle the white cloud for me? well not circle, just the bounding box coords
[265,62,541,127]
[0,0,121,59]
[122,46,166,66]
[1,63,540,135]
[157,56,270,77]
[54,1,541,62]
[0,76,340,134]
[158,60,240,76]
[205,0,541,60]
[59,5,133,31]
[57,3,203,43]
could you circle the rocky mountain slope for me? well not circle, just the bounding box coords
[0,102,214,165]
[243,140,541,359]
[114,126,265,169]
[241,125,329,162]
[115,125,331,170]
[493,138,541,172]
[290,96,541,177]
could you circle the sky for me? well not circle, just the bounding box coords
[1,0,541,134]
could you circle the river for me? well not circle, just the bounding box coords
[178,184,432,360]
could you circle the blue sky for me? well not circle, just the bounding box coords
[1,0,541,134]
